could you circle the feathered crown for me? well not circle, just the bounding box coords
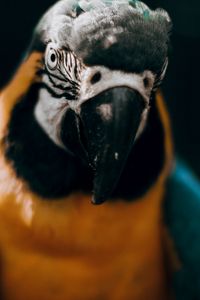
[77,0,151,18]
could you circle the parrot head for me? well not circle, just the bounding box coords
[8,0,172,204]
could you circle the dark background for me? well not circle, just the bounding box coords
[0,0,200,176]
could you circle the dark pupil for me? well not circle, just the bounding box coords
[50,53,56,63]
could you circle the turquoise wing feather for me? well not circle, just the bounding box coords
[165,160,200,299]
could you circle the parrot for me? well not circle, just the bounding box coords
[0,0,200,299]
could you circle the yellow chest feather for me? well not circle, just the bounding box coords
[0,163,170,300]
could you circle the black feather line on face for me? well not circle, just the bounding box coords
[58,66,80,88]
[43,46,81,99]
[43,63,80,100]
[40,82,77,100]
[41,69,67,84]
[48,74,78,95]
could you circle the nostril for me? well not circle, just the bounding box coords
[143,77,149,88]
[90,72,102,85]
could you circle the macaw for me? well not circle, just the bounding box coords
[0,0,199,299]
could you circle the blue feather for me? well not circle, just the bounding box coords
[165,160,200,299]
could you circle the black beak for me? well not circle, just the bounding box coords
[78,87,145,204]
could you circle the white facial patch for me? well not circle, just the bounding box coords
[34,88,69,149]
[68,66,155,113]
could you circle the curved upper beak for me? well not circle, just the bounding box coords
[73,87,145,204]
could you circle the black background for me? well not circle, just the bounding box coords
[0,0,200,176]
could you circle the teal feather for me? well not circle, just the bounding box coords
[165,160,200,299]
[72,0,171,24]
[77,0,151,18]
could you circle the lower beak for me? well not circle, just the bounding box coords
[78,87,144,204]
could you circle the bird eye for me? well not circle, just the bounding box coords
[46,47,58,70]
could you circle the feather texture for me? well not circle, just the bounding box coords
[165,160,200,299]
